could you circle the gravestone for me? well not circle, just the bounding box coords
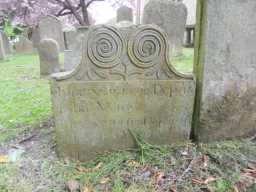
[31,27,40,49]
[64,30,77,50]
[39,39,60,76]
[194,0,256,141]
[14,36,34,54]
[1,32,11,54]
[63,27,88,71]
[143,0,187,56]
[39,15,65,51]
[117,6,133,23]
[0,32,6,60]
[51,25,195,161]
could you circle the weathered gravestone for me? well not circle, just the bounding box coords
[14,36,34,54]
[63,26,89,71]
[1,32,11,54]
[117,6,133,23]
[39,39,60,76]
[143,0,187,56]
[0,32,6,60]
[64,30,77,50]
[194,0,256,141]
[31,27,40,49]
[39,15,65,51]
[51,25,195,161]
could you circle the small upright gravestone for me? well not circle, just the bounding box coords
[39,15,65,51]
[51,25,195,161]
[0,33,6,60]
[143,0,187,56]
[39,39,60,76]
[117,6,133,23]
[1,32,11,54]
[14,36,34,54]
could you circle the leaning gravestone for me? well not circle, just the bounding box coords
[143,0,187,56]
[194,0,256,141]
[39,39,60,76]
[14,36,34,54]
[0,33,6,60]
[51,25,195,161]
[39,15,65,51]
[117,6,133,23]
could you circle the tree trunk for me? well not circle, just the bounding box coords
[80,0,90,25]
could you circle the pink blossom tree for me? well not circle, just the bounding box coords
[0,0,136,26]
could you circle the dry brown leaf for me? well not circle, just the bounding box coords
[155,171,165,185]
[76,162,103,173]
[81,185,95,192]
[192,177,215,185]
[0,155,9,163]
[99,177,111,184]
[128,160,141,168]
[66,180,80,192]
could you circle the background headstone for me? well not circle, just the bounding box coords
[1,32,11,54]
[117,6,133,23]
[143,0,187,56]
[14,36,34,54]
[64,30,77,50]
[63,26,89,71]
[51,25,195,161]
[39,15,65,51]
[0,32,6,60]
[39,38,60,76]
[30,27,41,49]
[194,0,256,141]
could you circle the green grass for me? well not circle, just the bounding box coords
[0,54,52,143]
[172,48,194,73]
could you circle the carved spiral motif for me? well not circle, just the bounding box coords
[87,26,124,68]
[128,26,167,68]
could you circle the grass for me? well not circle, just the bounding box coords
[57,138,256,192]
[0,54,52,144]
[172,48,194,73]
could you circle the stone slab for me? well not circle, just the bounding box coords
[194,0,256,141]
[51,80,195,161]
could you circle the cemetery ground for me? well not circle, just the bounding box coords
[0,50,256,192]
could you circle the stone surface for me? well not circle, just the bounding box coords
[31,27,40,49]
[14,36,34,54]
[194,0,256,141]
[1,32,11,54]
[183,0,197,25]
[0,32,6,60]
[39,39,60,76]
[63,27,89,71]
[143,0,187,56]
[39,15,65,51]
[51,25,195,161]
[64,30,77,50]
[117,6,133,23]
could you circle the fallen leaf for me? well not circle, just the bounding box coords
[66,180,80,192]
[128,160,141,168]
[155,171,165,185]
[76,162,103,173]
[0,155,9,163]
[81,185,95,192]
[99,177,111,184]
[192,177,215,185]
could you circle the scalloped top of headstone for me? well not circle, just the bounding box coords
[52,24,193,81]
